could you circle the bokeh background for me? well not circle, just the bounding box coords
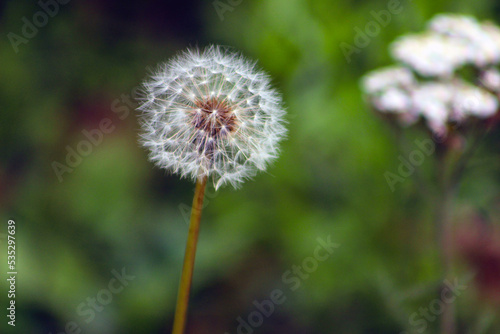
[1,0,500,333]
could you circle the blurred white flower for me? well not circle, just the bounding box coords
[412,81,498,135]
[429,14,482,38]
[481,68,500,92]
[391,32,472,77]
[391,14,500,77]
[429,14,500,66]
[453,82,498,118]
[361,66,415,94]
[373,87,412,113]
[482,22,500,49]
[138,46,287,189]
[411,82,452,135]
[361,67,418,125]
[363,14,500,136]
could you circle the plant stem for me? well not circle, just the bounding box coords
[437,180,456,334]
[435,142,462,334]
[172,177,207,334]
[436,129,487,334]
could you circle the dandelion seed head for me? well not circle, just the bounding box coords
[138,45,287,189]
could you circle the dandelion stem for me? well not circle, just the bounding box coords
[172,176,207,334]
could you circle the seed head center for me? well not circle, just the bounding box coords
[192,97,237,138]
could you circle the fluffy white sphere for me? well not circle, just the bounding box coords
[138,46,287,189]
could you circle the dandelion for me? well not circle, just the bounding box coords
[137,45,286,334]
[138,45,286,190]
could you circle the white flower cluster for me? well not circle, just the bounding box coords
[392,14,500,76]
[138,46,287,189]
[362,14,500,136]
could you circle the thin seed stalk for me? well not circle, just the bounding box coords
[172,177,207,334]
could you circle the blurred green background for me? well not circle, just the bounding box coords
[1,0,500,333]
